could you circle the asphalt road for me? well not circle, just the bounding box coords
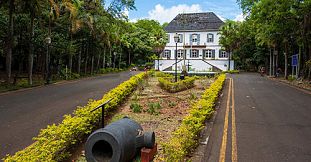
[203,73,311,162]
[0,71,138,159]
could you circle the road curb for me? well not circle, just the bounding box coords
[267,76,311,95]
[0,71,131,96]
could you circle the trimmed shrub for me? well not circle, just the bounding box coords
[158,77,196,93]
[3,72,148,162]
[162,74,226,161]
[130,102,143,113]
[222,70,240,74]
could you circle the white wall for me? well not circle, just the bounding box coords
[167,31,220,46]
[163,31,228,60]
[157,30,233,72]
[155,59,234,72]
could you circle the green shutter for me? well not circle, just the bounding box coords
[212,50,215,59]
[179,34,183,43]
[190,34,192,44]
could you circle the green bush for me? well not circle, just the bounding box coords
[288,75,296,82]
[147,102,162,115]
[162,74,226,161]
[4,72,149,162]
[222,70,240,74]
[158,77,196,93]
[168,101,176,108]
[58,68,81,80]
[99,68,125,74]
[153,71,173,78]
[130,102,142,113]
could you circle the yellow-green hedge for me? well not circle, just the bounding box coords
[163,74,226,161]
[158,77,196,93]
[4,72,148,162]
[222,70,240,74]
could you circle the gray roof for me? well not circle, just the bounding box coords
[164,12,224,32]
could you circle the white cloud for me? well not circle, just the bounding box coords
[147,4,203,24]
[122,9,129,17]
[234,13,245,22]
[130,18,138,23]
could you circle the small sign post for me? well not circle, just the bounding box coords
[291,54,298,78]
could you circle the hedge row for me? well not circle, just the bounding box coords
[163,74,226,161]
[4,72,148,162]
[158,77,196,93]
[222,70,240,74]
[99,68,126,74]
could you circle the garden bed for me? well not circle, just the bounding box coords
[74,73,216,161]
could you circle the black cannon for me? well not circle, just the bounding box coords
[85,117,155,162]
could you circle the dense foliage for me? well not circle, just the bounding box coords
[163,74,226,161]
[221,0,311,79]
[0,0,166,84]
[3,72,148,162]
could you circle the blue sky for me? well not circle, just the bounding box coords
[127,0,243,24]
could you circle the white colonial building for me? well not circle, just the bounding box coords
[155,12,234,72]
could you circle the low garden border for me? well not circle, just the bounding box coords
[158,77,196,93]
[3,72,148,162]
[162,74,226,161]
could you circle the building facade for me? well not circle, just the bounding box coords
[155,12,234,72]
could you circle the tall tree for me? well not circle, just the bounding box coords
[4,0,14,83]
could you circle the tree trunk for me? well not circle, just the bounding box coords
[109,48,112,67]
[284,43,288,79]
[6,0,14,83]
[102,48,106,68]
[91,55,94,75]
[128,50,131,65]
[119,52,121,69]
[77,46,81,74]
[28,12,35,85]
[85,39,89,74]
[45,12,52,84]
[269,48,272,76]
[84,55,88,74]
[272,47,277,76]
[96,53,100,71]
[69,54,73,73]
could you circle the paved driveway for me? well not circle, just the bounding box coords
[204,73,311,162]
[0,71,138,158]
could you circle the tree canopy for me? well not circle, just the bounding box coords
[220,0,311,79]
[0,0,167,84]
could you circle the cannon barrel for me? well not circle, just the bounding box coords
[85,117,155,162]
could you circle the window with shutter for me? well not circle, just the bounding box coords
[177,50,184,58]
[219,50,228,58]
[178,34,183,43]
[207,33,214,43]
[189,34,192,44]
[191,49,199,58]
[204,49,213,58]
[192,34,198,43]
[166,34,170,43]
[163,50,171,59]
[212,50,215,59]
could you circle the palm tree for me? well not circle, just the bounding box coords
[4,0,14,83]
[62,0,83,73]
